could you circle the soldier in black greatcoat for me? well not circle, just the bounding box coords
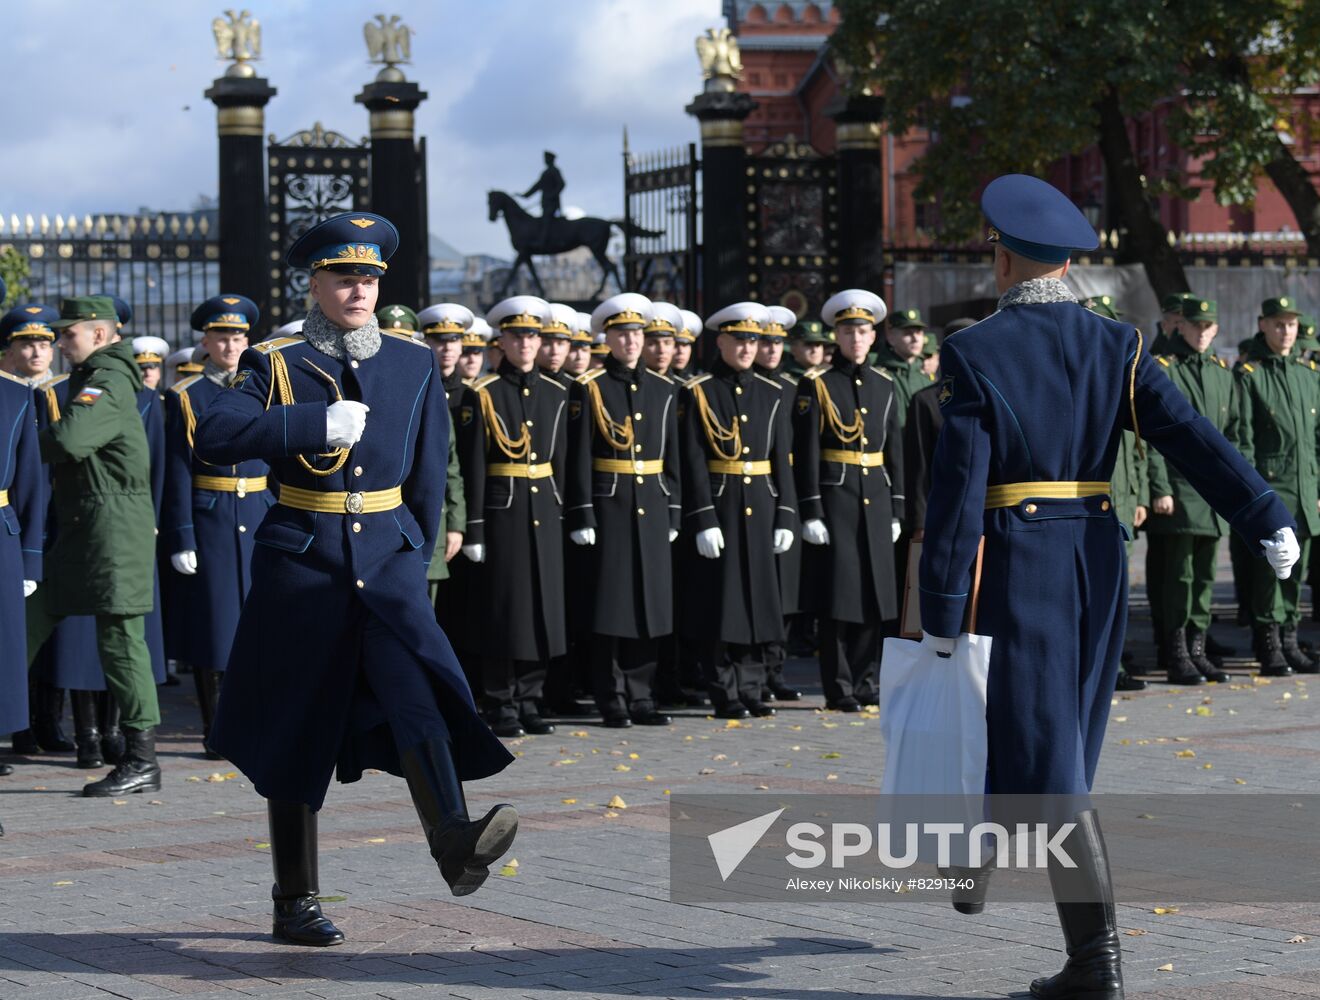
[794,289,904,712]
[679,302,798,718]
[567,293,682,728]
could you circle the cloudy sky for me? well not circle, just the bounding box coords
[2,0,720,257]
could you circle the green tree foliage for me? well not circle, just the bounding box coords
[0,246,30,309]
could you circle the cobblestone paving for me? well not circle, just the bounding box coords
[3,556,1318,998]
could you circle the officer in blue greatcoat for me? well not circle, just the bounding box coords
[918,175,1297,1000]
[162,294,270,759]
[193,213,516,949]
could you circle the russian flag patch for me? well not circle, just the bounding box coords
[74,387,103,405]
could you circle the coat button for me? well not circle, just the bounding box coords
[1025,503,1038,514]
[352,522,362,533]
[637,508,645,516]
[355,579,365,588]
[1100,500,1111,512]
[742,446,750,454]
[855,379,863,386]
[861,407,868,414]
[864,498,871,506]
[354,466,363,476]
[862,437,869,445]
[636,476,644,484]
[743,476,752,484]
[739,414,748,422]
[350,360,359,369]
[634,444,643,453]
[630,384,638,392]
[861,468,869,476]
[735,386,743,395]
[533,519,540,527]
[530,452,538,461]
[745,507,753,516]
[522,387,530,396]
[238,525,247,533]
[530,485,539,493]
[525,419,534,427]
[634,412,643,420]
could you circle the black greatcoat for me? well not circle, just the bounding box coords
[759,364,803,615]
[568,356,681,639]
[457,361,581,660]
[434,369,481,651]
[679,360,798,644]
[903,382,945,536]
[793,356,905,622]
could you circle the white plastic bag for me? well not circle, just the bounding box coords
[878,633,991,796]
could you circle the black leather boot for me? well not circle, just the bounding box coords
[1254,624,1293,677]
[98,692,126,765]
[940,861,995,915]
[193,668,226,759]
[400,737,518,897]
[1279,626,1318,674]
[11,678,42,755]
[32,682,74,752]
[83,726,162,797]
[1029,810,1124,999]
[70,690,103,769]
[268,800,344,946]
[1185,628,1230,683]
[1163,628,1203,686]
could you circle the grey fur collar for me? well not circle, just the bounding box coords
[997,277,1077,311]
[302,303,381,361]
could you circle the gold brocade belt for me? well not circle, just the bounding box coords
[0,489,7,507]
[193,474,268,497]
[708,459,772,476]
[278,483,403,515]
[488,462,554,479]
[593,458,664,475]
[984,481,1111,509]
[822,449,884,467]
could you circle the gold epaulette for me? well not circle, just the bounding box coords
[645,367,673,385]
[576,368,606,385]
[47,373,69,387]
[1241,362,1256,374]
[780,371,800,387]
[1157,356,1171,368]
[683,373,712,389]
[539,373,568,391]
[870,366,894,381]
[801,366,826,380]
[753,372,781,389]
[1216,356,1228,368]
[471,373,500,391]
[382,330,428,347]
[1298,357,1318,371]
[170,374,202,394]
[252,336,304,354]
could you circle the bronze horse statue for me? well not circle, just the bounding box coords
[487,190,662,301]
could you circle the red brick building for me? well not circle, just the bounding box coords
[724,0,1320,250]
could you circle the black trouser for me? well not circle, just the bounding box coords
[819,619,879,702]
[591,635,658,715]
[762,639,786,690]
[703,642,766,709]
[484,658,547,721]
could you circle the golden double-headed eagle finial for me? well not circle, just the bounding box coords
[695,27,743,87]
[212,9,261,76]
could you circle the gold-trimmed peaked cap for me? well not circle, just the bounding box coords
[191,293,259,334]
[286,212,399,276]
[706,301,771,339]
[591,292,652,335]
[417,302,474,339]
[677,309,702,345]
[487,295,549,334]
[542,302,578,340]
[462,316,492,350]
[644,300,683,337]
[132,335,170,365]
[821,289,887,328]
[1,303,59,343]
[572,311,594,345]
[761,305,797,339]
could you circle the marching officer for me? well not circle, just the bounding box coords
[918,175,1295,999]
[679,302,797,718]
[163,295,271,758]
[1235,295,1320,674]
[26,295,162,798]
[1145,296,1235,684]
[569,292,681,728]
[193,213,516,945]
[753,305,804,701]
[670,310,703,383]
[456,295,577,737]
[876,307,937,425]
[377,304,420,338]
[794,289,904,711]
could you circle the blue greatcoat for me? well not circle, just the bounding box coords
[31,378,168,690]
[162,374,270,672]
[920,292,1293,796]
[0,375,44,734]
[193,332,514,810]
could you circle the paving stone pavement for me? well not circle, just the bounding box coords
[2,552,1318,999]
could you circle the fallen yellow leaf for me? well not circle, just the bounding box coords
[1195,706,1214,717]
[1234,778,1247,785]
[254,842,270,849]
[603,810,620,818]
[112,799,127,806]
[1287,934,1309,944]
[645,775,654,781]
[1125,929,1148,937]
[1156,963,1174,972]
[607,794,627,809]
[498,864,519,877]
[614,764,631,772]
[366,837,386,844]
[561,798,577,804]
[725,719,743,728]
[1174,750,1196,759]
[186,775,202,782]
[52,881,73,887]
[1153,906,1179,915]
[628,752,640,759]
[755,784,769,790]
[826,774,839,781]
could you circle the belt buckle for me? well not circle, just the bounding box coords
[634,460,645,473]
[742,460,754,474]
[859,453,871,467]
[345,491,365,515]
[235,477,248,498]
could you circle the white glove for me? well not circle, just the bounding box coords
[326,400,370,449]
[23,580,36,598]
[461,543,485,563]
[171,550,198,575]
[920,630,957,658]
[802,518,830,545]
[668,528,678,543]
[892,518,902,544]
[1261,526,1300,580]
[696,526,725,559]
[570,527,596,546]
[772,528,794,554]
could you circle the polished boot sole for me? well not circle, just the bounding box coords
[447,805,519,897]
[82,773,163,798]
[272,924,345,947]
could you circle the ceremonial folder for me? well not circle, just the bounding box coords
[899,537,985,639]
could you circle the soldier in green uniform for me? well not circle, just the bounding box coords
[377,304,420,339]
[24,296,162,797]
[784,319,831,379]
[1144,297,1235,684]
[1235,295,1320,674]
[1150,292,1190,357]
[873,307,936,426]
[1082,297,1149,691]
